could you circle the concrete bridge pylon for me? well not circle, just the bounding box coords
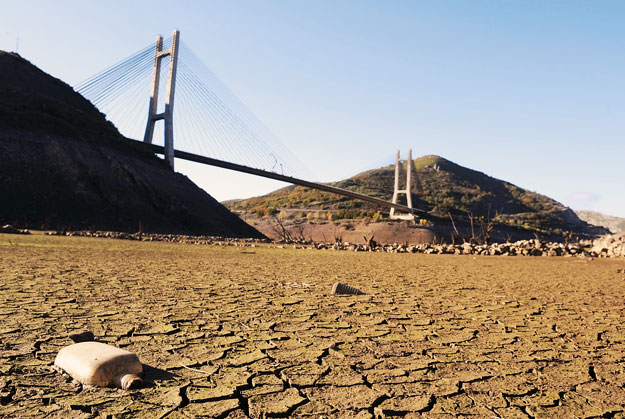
[143,29,180,169]
[389,149,415,220]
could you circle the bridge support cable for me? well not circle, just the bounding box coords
[76,42,157,140]
[176,65,267,168]
[176,69,253,167]
[176,42,312,179]
[75,31,314,181]
[76,44,154,99]
[178,67,293,175]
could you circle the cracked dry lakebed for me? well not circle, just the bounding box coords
[1,233,625,418]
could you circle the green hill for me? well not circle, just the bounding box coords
[226,155,596,237]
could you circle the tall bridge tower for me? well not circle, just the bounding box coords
[389,149,415,220]
[143,29,180,169]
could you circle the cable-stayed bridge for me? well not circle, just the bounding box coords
[76,30,425,217]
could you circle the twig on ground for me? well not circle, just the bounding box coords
[178,362,213,374]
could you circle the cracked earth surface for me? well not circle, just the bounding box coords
[1,233,625,418]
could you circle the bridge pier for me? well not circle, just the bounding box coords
[143,29,180,169]
[389,149,415,220]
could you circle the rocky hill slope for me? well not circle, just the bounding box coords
[0,51,262,238]
[575,210,625,234]
[227,155,605,240]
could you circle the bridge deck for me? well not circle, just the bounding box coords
[127,140,430,217]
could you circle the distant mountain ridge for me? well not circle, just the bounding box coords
[227,155,604,238]
[575,210,625,234]
[0,50,262,238]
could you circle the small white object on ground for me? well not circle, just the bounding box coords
[54,341,143,390]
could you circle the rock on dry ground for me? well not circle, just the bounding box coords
[1,233,625,418]
[591,233,625,258]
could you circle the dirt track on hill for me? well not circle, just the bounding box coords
[1,233,625,417]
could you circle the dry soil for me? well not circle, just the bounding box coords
[1,233,625,418]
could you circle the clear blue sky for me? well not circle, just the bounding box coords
[2,1,624,216]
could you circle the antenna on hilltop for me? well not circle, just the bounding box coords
[15,36,19,54]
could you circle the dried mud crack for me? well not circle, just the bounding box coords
[2,233,625,417]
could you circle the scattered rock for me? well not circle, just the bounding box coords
[42,229,625,258]
[68,331,95,343]
[45,230,267,246]
[313,237,620,258]
[332,282,367,295]
[1,224,29,235]
[590,233,625,258]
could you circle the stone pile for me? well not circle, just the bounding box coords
[43,230,625,258]
[1,224,30,235]
[314,238,605,257]
[45,230,267,246]
[590,233,625,258]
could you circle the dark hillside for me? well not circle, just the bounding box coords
[0,52,120,141]
[0,51,263,238]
